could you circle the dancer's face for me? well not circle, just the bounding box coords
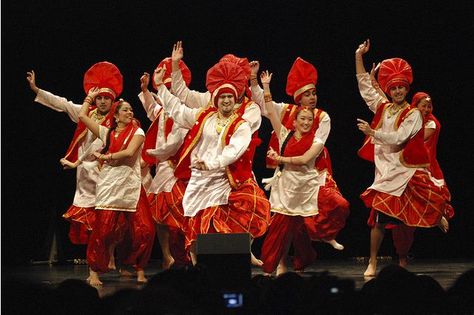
[389,85,408,105]
[299,88,317,108]
[293,108,314,134]
[115,102,134,125]
[417,98,433,118]
[95,95,113,115]
[217,93,235,117]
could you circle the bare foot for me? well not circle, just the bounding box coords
[438,216,449,233]
[363,260,377,277]
[162,256,175,270]
[88,270,103,286]
[108,255,116,271]
[136,269,147,284]
[251,252,264,267]
[119,269,135,277]
[399,257,408,268]
[324,239,344,251]
[276,262,288,277]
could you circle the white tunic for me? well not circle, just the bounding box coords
[94,126,145,212]
[35,89,101,207]
[157,84,251,217]
[138,91,187,194]
[356,73,424,196]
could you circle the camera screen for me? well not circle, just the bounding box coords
[223,292,243,308]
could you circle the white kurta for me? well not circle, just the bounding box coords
[94,126,145,212]
[357,73,424,196]
[35,89,101,207]
[171,70,262,133]
[138,91,187,194]
[157,84,251,217]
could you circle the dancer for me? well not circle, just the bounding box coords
[355,39,451,276]
[26,63,118,245]
[169,41,267,266]
[251,58,350,274]
[138,57,192,269]
[78,79,155,285]
[153,61,270,265]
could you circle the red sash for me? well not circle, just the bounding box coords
[108,120,140,153]
[266,104,329,172]
[358,102,429,167]
[63,107,113,162]
[141,109,175,165]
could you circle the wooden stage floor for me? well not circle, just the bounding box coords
[3,258,473,298]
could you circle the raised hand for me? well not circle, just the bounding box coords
[171,41,184,63]
[260,70,272,85]
[357,118,375,136]
[87,87,101,100]
[140,72,150,92]
[26,70,39,93]
[355,39,370,56]
[250,61,260,77]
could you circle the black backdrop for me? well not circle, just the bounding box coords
[2,0,473,265]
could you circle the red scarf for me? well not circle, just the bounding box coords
[424,114,444,179]
[108,120,140,153]
[282,131,315,157]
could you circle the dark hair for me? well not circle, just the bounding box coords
[101,99,126,154]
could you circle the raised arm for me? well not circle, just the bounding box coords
[260,70,282,136]
[138,72,162,121]
[154,66,200,129]
[78,88,101,138]
[27,70,82,121]
[170,41,210,108]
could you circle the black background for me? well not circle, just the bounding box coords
[2,0,473,265]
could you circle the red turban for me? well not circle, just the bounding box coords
[286,57,318,104]
[206,61,247,106]
[83,61,123,100]
[219,54,251,80]
[152,57,192,90]
[377,58,413,94]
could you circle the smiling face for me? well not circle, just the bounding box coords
[217,93,235,117]
[299,88,317,108]
[389,85,409,105]
[293,108,314,134]
[114,101,134,126]
[95,95,113,115]
[416,97,433,118]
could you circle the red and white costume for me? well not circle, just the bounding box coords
[159,61,270,249]
[356,59,450,230]
[253,58,350,272]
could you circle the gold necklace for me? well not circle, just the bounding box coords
[387,102,407,118]
[216,113,233,134]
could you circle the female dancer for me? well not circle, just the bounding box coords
[78,91,155,285]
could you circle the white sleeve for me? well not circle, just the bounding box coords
[206,122,252,170]
[171,70,211,108]
[356,73,386,113]
[78,137,104,161]
[373,110,423,145]
[34,89,82,123]
[313,113,331,145]
[425,120,436,129]
[138,91,162,121]
[157,84,200,129]
[241,102,262,133]
[147,124,187,161]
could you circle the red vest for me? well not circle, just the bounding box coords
[173,106,251,188]
[266,104,331,173]
[358,102,430,167]
[141,108,176,165]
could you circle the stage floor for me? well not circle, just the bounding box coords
[3,259,473,298]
